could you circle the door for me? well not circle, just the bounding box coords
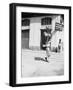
[21,30,29,49]
[41,30,47,50]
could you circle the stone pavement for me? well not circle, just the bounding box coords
[21,49,64,77]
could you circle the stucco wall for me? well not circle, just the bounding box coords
[29,17,41,50]
[22,15,63,50]
[51,15,64,48]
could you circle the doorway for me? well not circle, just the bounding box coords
[21,30,29,49]
[40,30,47,50]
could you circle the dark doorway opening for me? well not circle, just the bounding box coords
[21,30,29,49]
[41,30,47,50]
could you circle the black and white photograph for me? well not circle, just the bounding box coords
[10,3,71,87]
[21,13,64,77]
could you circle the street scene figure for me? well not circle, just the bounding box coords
[43,27,52,62]
[58,39,62,52]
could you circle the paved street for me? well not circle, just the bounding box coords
[21,49,64,77]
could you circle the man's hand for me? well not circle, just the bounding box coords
[43,44,46,47]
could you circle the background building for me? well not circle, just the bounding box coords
[21,13,64,51]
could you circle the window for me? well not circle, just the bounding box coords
[22,19,30,26]
[41,17,52,25]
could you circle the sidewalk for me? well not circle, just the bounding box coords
[21,49,64,77]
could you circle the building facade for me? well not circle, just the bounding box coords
[21,15,64,51]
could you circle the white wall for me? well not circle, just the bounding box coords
[0,0,72,90]
[52,16,56,33]
[29,17,41,49]
[51,15,63,47]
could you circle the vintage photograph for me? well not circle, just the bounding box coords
[21,12,64,77]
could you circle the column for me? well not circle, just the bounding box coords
[29,17,41,50]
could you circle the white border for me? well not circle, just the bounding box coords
[16,6,69,84]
